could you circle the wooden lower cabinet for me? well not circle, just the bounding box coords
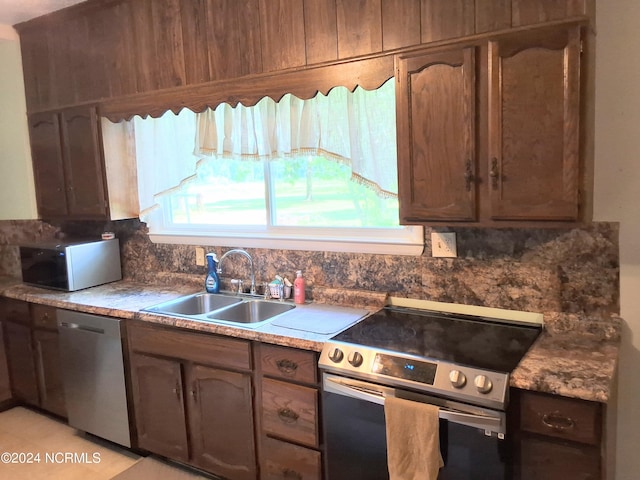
[130,353,189,462]
[128,321,256,480]
[3,321,39,405]
[513,389,609,480]
[186,365,255,479]
[519,436,600,480]
[32,329,66,417]
[257,344,323,480]
[1,300,66,416]
[0,324,10,403]
[261,436,322,480]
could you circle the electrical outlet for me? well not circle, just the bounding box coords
[195,247,205,266]
[431,232,457,258]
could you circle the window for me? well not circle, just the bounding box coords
[103,79,423,255]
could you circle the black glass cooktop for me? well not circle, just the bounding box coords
[331,306,542,373]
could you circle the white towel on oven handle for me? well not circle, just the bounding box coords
[384,396,444,480]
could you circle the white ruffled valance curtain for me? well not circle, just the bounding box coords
[130,78,397,218]
[194,77,397,197]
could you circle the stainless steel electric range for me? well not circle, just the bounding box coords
[319,300,543,480]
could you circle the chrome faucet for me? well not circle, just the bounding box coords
[217,249,256,295]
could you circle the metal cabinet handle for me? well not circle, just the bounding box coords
[277,408,299,424]
[490,157,500,189]
[464,159,475,192]
[282,468,303,480]
[541,412,575,431]
[276,359,298,376]
[190,385,198,403]
[172,381,181,400]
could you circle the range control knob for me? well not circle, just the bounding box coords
[474,375,493,394]
[328,347,344,363]
[348,351,364,367]
[449,370,467,388]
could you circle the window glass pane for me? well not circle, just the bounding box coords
[269,156,399,228]
[171,158,267,226]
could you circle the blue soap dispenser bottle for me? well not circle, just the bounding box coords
[205,253,220,293]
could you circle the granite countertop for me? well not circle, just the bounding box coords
[0,277,620,404]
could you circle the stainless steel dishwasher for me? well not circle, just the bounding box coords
[57,309,131,447]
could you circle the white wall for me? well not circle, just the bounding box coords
[0,27,37,220]
[593,1,640,478]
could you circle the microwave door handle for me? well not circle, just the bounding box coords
[324,375,504,433]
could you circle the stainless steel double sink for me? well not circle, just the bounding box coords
[142,292,295,328]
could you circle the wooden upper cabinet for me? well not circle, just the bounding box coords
[29,105,109,220]
[336,0,383,59]
[259,0,306,72]
[28,112,68,217]
[59,106,109,218]
[85,0,138,100]
[512,0,588,26]
[131,0,186,92]
[396,46,477,223]
[421,0,475,43]
[304,0,338,64]
[487,26,581,221]
[181,0,262,84]
[19,27,55,112]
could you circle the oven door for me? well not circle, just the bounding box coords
[322,373,512,480]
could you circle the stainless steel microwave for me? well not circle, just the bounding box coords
[19,238,122,291]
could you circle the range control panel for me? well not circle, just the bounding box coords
[319,341,509,411]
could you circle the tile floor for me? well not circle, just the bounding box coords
[0,406,140,479]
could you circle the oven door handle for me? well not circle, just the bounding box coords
[323,374,505,434]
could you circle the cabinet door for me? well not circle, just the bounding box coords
[130,353,189,462]
[59,106,108,218]
[396,46,477,222]
[3,322,39,405]
[28,111,68,218]
[33,329,66,417]
[488,26,581,221]
[186,364,256,480]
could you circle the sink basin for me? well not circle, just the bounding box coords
[143,293,242,316]
[142,293,295,328]
[207,300,294,324]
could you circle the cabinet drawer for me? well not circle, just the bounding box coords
[262,378,319,447]
[261,436,321,480]
[2,299,31,325]
[519,391,601,445]
[31,304,58,330]
[128,321,251,371]
[519,436,600,480]
[260,344,317,384]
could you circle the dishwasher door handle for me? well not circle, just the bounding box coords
[59,322,105,335]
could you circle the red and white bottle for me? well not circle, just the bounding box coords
[293,270,305,304]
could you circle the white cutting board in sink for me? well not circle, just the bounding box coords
[270,304,369,335]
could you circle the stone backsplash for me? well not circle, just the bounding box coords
[0,219,620,320]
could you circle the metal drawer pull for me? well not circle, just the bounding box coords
[276,359,298,375]
[282,468,302,480]
[542,412,575,431]
[277,408,299,423]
